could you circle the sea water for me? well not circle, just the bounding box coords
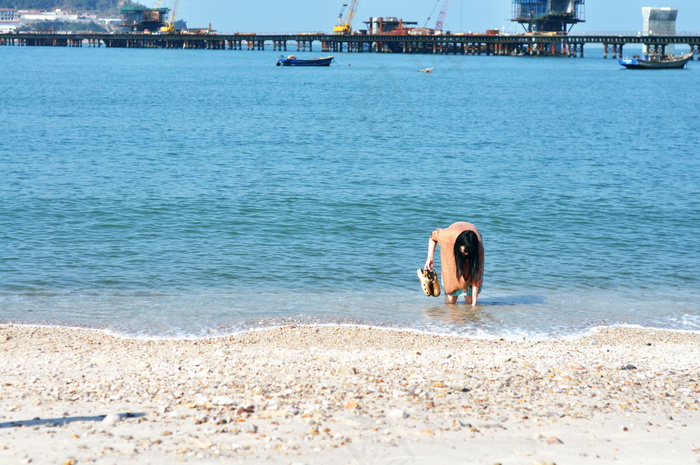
[1,46,699,339]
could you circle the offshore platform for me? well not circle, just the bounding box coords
[512,0,585,33]
[120,0,181,33]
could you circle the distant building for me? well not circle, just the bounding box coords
[0,8,17,21]
[17,10,42,20]
[55,9,78,21]
[17,9,78,21]
[6,8,123,31]
[99,17,123,29]
[78,12,98,21]
[0,8,19,32]
[642,7,677,53]
[18,10,56,21]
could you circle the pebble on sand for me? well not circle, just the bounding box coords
[102,414,122,426]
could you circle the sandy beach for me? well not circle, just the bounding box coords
[1,324,699,465]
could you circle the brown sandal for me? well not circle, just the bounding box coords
[417,269,433,297]
[427,269,440,297]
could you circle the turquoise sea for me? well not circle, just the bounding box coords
[1,45,699,339]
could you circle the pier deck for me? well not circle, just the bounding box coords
[2,32,700,59]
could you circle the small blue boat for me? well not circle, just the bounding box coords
[276,55,334,66]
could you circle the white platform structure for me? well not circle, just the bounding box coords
[642,7,678,54]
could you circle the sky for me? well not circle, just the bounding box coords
[173,0,700,34]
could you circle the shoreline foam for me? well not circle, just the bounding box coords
[2,319,700,342]
[1,324,699,464]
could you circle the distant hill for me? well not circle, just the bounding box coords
[0,1,138,14]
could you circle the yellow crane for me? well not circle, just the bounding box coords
[333,0,358,34]
[153,0,180,33]
[161,0,180,32]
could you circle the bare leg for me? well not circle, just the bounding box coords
[445,294,458,304]
[466,286,479,306]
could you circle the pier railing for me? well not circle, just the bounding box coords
[2,31,700,58]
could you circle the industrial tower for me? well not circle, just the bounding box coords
[642,7,678,53]
[512,0,585,33]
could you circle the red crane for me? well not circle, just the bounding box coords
[434,0,452,31]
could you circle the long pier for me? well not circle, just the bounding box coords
[2,32,700,59]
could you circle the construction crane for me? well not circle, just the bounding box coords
[160,0,180,32]
[153,0,180,32]
[434,0,452,31]
[333,0,359,34]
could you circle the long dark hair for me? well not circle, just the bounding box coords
[454,230,480,282]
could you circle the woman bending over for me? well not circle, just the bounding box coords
[425,222,484,306]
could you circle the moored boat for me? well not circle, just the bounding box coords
[619,53,692,69]
[276,55,334,66]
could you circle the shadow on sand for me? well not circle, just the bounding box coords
[0,412,145,429]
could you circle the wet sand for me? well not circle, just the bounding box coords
[1,324,699,464]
